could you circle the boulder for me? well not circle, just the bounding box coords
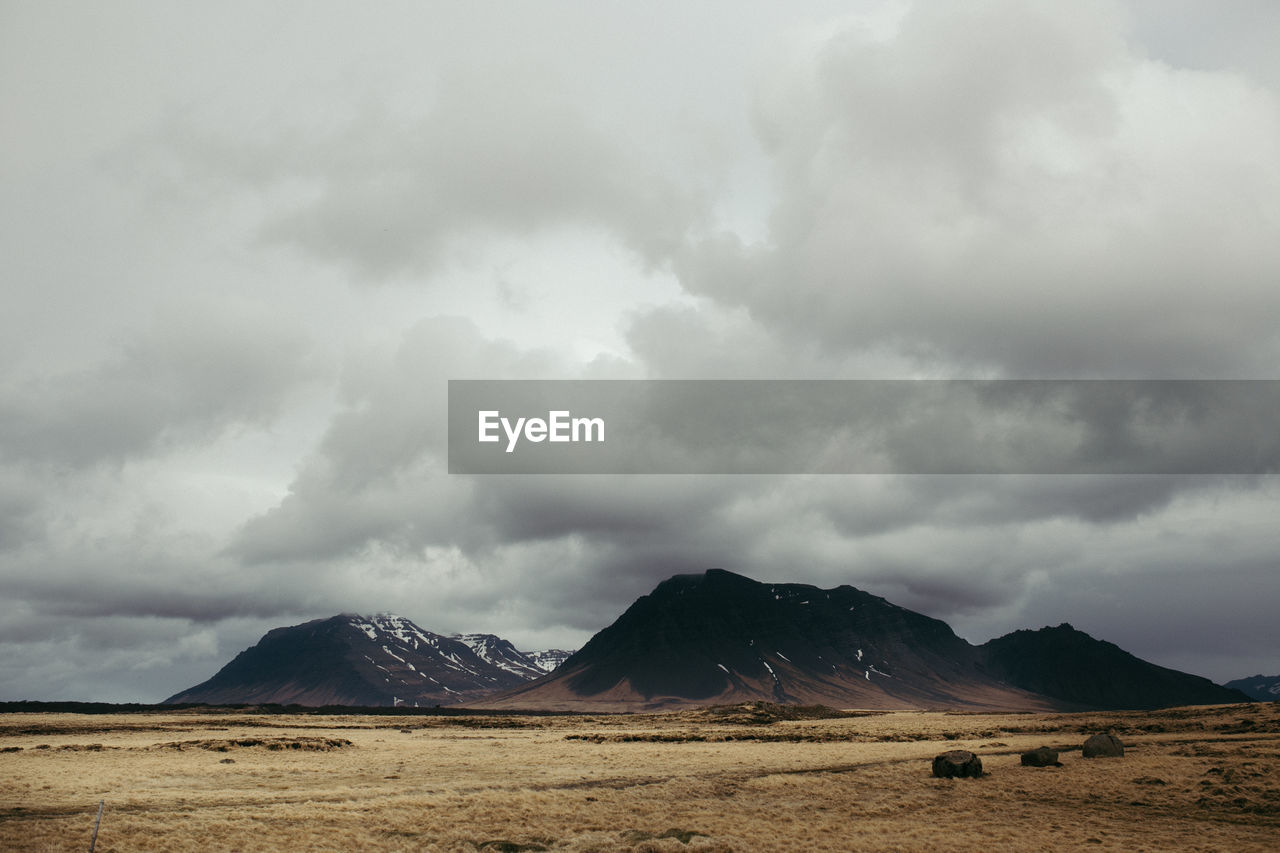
[932,749,983,778]
[1082,732,1125,758]
[1020,746,1062,767]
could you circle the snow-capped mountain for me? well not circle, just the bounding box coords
[166,614,547,707]
[452,633,546,679]
[524,648,576,673]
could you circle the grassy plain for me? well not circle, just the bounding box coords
[1,702,1277,852]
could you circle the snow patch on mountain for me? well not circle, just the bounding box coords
[524,648,576,673]
[452,633,546,679]
[163,612,570,707]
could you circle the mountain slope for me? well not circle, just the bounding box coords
[524,648,576,673]
[978,623,1249,710]
[474,569,1249,713]
[165,614,543,707]
[1223,674,1280,702]
[168,572,1251,712]
[473,569,1054,712]
[452,633,547,680]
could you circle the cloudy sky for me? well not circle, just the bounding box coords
[3,0,1279,702]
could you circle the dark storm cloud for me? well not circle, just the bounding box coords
[221,317,804,635]
[8,572,294,623]
[229,316,564,564]
[0,610,281,704]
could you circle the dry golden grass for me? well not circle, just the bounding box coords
[2,702,1277,851]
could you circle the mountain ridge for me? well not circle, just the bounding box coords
[472,569,1247,712]
[1224,674,1280,701]
[977,622,1247,710]
[167,570,1249,712]
[165,613,565,707]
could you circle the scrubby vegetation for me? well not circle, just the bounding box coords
[2,703,1277,851]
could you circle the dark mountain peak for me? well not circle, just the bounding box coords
[165,613,547,707]
[513,569,1008,710]
[652,568,876,604]
[270,614,342,631]
[980,624,1247,710]
[999,622,1085,639]
[172,575,1253,714]
[478,569,1251,714]
[652,567,758,593]
[1002,623,1104,650]
[700,567,779,588]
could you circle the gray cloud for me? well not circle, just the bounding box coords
[229,316,565,563]
[0,610,281,703]
[161,62,704,281]
[224,316,1279,667]
[3,1,1279,702]
[675,0,1280,377]
[0,301,318,469]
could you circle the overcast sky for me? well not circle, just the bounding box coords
[3,0,1279,702]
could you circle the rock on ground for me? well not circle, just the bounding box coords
[933,749,983,778]
[1082,732,1125,758]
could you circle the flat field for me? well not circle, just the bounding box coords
[2,702,1277,852]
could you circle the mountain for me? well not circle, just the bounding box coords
[165,614,546,707]
[978,624,1250,710]
[1224,674,1280,701]
[524,648,576,673]
[450,634,575,675]
[168,571,1251,712]
[473,569,1055,712]
[473,569,1248,713]
[451,633,546,680]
